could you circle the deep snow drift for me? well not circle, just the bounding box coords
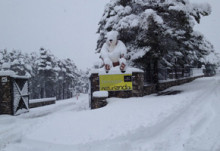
[1,75,220,151]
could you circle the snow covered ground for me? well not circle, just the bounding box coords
[1,74,220,151]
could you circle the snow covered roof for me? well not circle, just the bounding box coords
[12,75,30,79]
[0,70,15,76]
[0,71,29,79]
[90,66,143,76]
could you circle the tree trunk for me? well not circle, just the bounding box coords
[153,58,159,91]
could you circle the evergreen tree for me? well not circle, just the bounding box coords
[61,58,78,99]
[28,52,40,99]
[0,49,32,76]
[96,0,217,84]
[0,48,91,100]
[37,47,56,98]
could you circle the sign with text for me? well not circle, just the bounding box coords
[99,74,132,91]
[1,77,8,83]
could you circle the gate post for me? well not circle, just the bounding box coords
[0,71,29,115]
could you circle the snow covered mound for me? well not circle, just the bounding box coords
[1,75,220,151]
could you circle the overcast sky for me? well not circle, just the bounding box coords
[191,0,220,54]
[0,0,219,70]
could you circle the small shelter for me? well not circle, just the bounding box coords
[0,71,29,115]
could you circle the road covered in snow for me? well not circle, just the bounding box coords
[1,74,220,151]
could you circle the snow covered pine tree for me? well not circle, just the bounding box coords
[96,0,217,84]
[0,48,88,100]
[38,47,56,98]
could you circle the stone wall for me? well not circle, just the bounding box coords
[29,100,55,108]
[132,72,144,97]
[143,75,204,95]
[90,72,204,109]
[143,84,157,95]
[157,75,204,92]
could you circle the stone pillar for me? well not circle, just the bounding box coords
[91,97,108,109]
[91,91,108,109]
[132,72,144,97]
[0,73,29,115]
[0,76,13,115]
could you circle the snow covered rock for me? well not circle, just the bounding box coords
[93,91,109,98]
[92,91,108,109]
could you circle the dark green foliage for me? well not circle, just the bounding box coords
[96,0,217,84]
[0,48,89,100]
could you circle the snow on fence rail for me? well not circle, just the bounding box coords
[29,97,56,103]
[29,97,56,108]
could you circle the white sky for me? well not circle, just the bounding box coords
[0,0,109,70]
[191,0,220,54]
[0,0,219,70]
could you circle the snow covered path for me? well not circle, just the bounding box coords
[0,95,89,151]
[1,75,220,151]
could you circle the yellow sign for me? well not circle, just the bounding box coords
[99,74,132,91]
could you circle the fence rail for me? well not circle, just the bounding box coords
[29,97,56,108]
[144,67,205,84]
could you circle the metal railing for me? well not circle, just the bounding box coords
[144,67,204,84]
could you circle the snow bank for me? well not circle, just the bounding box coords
[2,76,220,151]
